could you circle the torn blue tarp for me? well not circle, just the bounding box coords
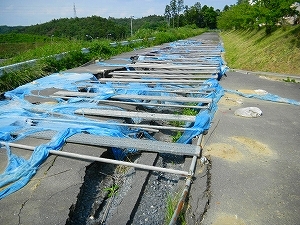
[5,72,97,99]
[177,78,224,144]
[0,39,226,199]
[0,119,143,199]
[225,89,300,106]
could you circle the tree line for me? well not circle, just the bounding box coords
[0,15,167,40]
[0,1,223,40]
[217,0,299,34]
[2,0,297,40]
[164,1,220,29]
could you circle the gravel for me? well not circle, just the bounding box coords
[66,150,186,225]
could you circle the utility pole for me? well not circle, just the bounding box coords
[73,3,77,18]
[130,16,134,36]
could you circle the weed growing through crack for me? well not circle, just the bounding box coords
[170,107,199,142]
[182,107,198,116]
[283,77,296,83]
[172,131,183,142]
[164,192,186,225]
[104,184,119,198]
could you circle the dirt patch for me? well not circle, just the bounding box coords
[235,89,257,94]
[235,89,268,95]
[211,214,247,225]
[204,143,244,162]
[259,75,282,82]
[219,93,243,107]
[231,136,273,157]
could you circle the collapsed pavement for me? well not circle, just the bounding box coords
[0,32,225,225]
[1,32,299,225]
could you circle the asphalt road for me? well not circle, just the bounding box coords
[192,70,300,225]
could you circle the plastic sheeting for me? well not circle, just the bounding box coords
[0,73,139,199]
[0,39,226,199]
[0,72,224,199]
[225,89,300,106]
[103,39,228,80]
[234,107,263,118]
[177,78,224,144]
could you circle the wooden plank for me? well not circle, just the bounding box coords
[111,74,216,79]
[140,56,220,61]
[128,63,218,70]
[19,131,200,156]
[149,52,221,57]
[74,108,196,122]
[109,70,218,74]
[50,95,209,109]
[137,60,219,65]
[76,85,213,94]
[110,85,215,93]
[111,94,212,103]
[52,91,212,103]
[24,116,199,132]
[99,78,206,84]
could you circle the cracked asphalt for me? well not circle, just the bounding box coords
[192,71,300,225]
[1,32,299,225]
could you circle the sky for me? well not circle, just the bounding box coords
[0,0,237,26]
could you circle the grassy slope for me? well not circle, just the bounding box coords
[220,25,300,75]
[0,28,207,92]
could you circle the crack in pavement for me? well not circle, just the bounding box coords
[199,157,212,224]
[46,183,82,201]
[17,156,59,224]
[18,199,29,225]
[187,156,212,225]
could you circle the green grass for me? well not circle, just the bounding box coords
[220,25,300,75]
[104,184,119,198]
[0,28,207,92]
[283,77,296,83]
[164,192,186,225]
[0,63,45,91]
[0,39,90,67]
[170,107,199,142]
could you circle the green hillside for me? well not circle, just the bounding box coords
[221,25,300,75]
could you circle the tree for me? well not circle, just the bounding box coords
[170,0,177,28]
[253,0,296,34]
[217,0,297,34]
[177,0,184,27]
[164,5,171,27]
[182,2,202,27]
[194,2,202,11]
[217,3,256,30]
[163,0,219,29]
[202,5,218,29]
[223,5,230,11]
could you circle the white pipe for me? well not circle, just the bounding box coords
[169,134,203,224]
[0,142,189,176]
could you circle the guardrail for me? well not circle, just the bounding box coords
[0,37,156,77]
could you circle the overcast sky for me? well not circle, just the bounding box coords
[0,0,237,26]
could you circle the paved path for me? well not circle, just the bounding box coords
[189,70,300,225]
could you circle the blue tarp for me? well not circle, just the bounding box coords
[0,40,225,199]
[225,89,300,106]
